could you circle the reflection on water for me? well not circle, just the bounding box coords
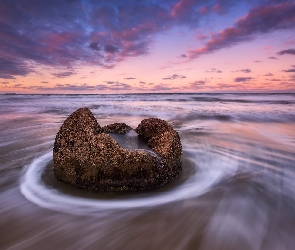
[1,93,295,249]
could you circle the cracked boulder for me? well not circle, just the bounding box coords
[53,107,182,192]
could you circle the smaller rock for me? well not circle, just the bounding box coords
[102,123,133,134]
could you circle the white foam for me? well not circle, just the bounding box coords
[20,149,238,215]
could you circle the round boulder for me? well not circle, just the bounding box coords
[53,108,182,191]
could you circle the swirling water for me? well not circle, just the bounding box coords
[0,93,295,249]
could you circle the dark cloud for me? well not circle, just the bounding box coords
[104,81,116,85]
[180,54,187,58]
[188,2,295,58]
[216,83,243,89]
[234,77,253,82]
[52,71,76,78]
[96,82,132,91]
[205,68,222,73]
[283,69,295,73]
[240,69,251,73]
[163,74,187,80]
[23,82,132,92]
[149,83,175,91]
[1,82,10,85]
[27,84,94,92]
[263,73,274,76]
[13,84,23,88]
[233,69,251,73]
[189,80,206,88]
[104,44,119,54]
[277,48,295,55]
[254,60,262,63]
[139,81,146,84]
[41,81,49,84]
[268,56,278,60]
[89,42,101,51]
[0,58,29,79]
[124,77,136,80]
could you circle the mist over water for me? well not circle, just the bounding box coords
[1,93,295,249]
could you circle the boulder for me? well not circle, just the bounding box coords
[53,108,182,191]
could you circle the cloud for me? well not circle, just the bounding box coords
[104,81,116,85]
[22,82,132,92]
[163,74,187,80]
[263,73,274,76]
[149,83,175,91]
[283,69,295,73]
[216,83,244,89]
[104,44,119,54]
[233,69,251,73]
[189,80,207,88]
[1,0,294,80]
[52,71,76,78]
[1,82,10,85]
[0,1,165,78]
[277,48,295,55]
[195,34,208,40]
[205,68,222,73]
[96,82,132,91]
[124,77,136,80]
[0,0,243,79]
[171,0,238,18]
[234,77,253,82]
[89,42,101,51]
[27,83,96,92]
[268,56,278,60]
[12,84,23,88]
[0,58,30,79]
[188,2,295,59]
[240,69,251,73]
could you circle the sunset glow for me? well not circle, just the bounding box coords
[1,0,295,94]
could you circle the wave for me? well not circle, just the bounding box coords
[20,145,239,215]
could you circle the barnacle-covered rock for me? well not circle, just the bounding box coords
[135,118,182,180]
[102,123,132,134]
[53,108,182,191]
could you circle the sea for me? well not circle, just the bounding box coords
[0,93,295,250]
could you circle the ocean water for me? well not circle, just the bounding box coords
[0,93,295,250]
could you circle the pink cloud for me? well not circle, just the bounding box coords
[188,2,295,59]
[213,3,223,14]
[198,6,209,14]
[195,33,208,40]
[171,0,193,17]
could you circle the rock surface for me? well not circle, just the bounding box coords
[102,123,132,134]
[53,108,182,191]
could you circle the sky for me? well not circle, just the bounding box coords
[0,0,295,94]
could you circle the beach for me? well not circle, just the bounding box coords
[1,93,295,249]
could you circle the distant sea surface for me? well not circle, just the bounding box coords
[1,93,295,250]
